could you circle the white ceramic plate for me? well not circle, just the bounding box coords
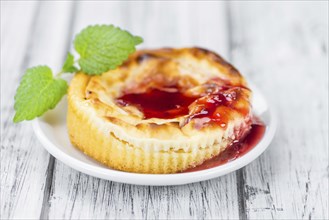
[33,83,276,186]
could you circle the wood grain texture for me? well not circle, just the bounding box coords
[229,1,329,219]
[1,1,77,219]
[1,1,328,219]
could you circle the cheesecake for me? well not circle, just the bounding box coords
[67,48,252,173]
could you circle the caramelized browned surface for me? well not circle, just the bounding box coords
[70,48,252,151]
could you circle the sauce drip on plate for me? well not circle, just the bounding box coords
[115,80,262,172]
[183,121,266,172]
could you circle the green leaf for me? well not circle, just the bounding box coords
[74,24,143,75]
[13,66,68,123]
[62,52,78,73]
[133,36,143,45]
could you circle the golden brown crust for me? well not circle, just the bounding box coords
[67,47,252,173]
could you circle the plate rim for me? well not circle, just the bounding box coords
[33,84,277,186]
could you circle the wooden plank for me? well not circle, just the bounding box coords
[3,1,327,219]
[47,1,240,219]
[0,1,76,219]
[229,1,328,219]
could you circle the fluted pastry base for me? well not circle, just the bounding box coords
[67,100,231,173]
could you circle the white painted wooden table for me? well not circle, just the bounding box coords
[1,1,328,219]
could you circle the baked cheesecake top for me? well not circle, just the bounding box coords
[69,48,252,151]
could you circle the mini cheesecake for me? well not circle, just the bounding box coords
[67,48,252,173]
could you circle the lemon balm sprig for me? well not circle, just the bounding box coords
[13,25,143,123]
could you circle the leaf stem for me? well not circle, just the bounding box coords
[55,71,64,78]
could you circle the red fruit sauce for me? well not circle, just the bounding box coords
[115,84,264,171]
[183,122,266,172]
[116,84,248,125]
[116,88,197,119]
